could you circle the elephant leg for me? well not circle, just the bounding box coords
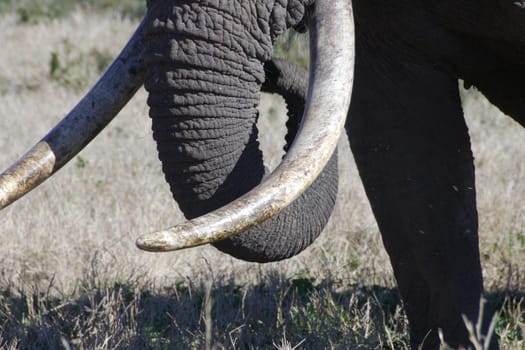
[346,43,494,349]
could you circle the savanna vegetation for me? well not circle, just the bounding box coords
[0,2,523,349]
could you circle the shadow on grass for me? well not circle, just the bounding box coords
[0,273,522,349]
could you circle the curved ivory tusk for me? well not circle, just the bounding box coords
[0,18,146,209]
[136,0,355,252]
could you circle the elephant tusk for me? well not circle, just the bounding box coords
[0,18,146,209]
[136,0,354,252]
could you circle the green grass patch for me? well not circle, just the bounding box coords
[0,0,146,22]
[274,30,310,69]
[49,38,113,90]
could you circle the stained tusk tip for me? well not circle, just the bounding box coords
[135,233,171,252]
[136,230,193,252]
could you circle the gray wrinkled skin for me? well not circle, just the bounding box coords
[144,0,336,262]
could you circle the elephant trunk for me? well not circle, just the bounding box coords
[145,34,264,219]
[144,1,337,262]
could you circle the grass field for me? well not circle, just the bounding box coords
[0,4,523,349]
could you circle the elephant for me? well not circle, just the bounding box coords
[1,0,524,349]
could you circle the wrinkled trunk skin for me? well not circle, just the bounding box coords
[213,59,338,262]
[144,0,336,262]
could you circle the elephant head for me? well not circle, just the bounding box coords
[0,1,353,262]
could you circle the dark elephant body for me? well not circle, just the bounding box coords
[141,1,524,349]
[141,1,525,349]
[348,1,524,348]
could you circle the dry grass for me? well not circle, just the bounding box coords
[0,9,523,349]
